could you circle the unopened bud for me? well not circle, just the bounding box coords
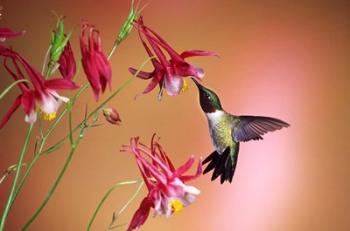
[103,108,121,125]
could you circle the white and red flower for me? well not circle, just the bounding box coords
[0,46,78,128]
[121,135,202,231]
[129,17,217,98]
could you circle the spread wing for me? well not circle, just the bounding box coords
[232,116,289,142]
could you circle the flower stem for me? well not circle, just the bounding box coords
[0,79,30,100]
[86,180,142,231]
[107,181,144,230]
[0,124,34,230]
[107,42,119,60]
[22,124,86,230]
[10,83,88,207]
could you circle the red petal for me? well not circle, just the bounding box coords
[180,50,218,59]
[128,67,153,79]
[142,77,160,94]
[0,28,25,39]
[82,54,102,100]
[58,41,76,80]
[3,58,30,92]
[45,79,79,90]
[179,159,203,182]
[127,196,153,231]
[138,25,170,71]
[0,95,21,129]
[21,92,35,115]
[174,156,195,177]
[174,64,205,79]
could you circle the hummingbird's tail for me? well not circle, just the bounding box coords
[202,144,240,184]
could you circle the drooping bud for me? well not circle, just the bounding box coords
[58,41,76,80]
[103,108,121,125]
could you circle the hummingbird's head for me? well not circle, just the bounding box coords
[192,78,222,113]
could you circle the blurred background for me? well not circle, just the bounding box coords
[0,0,349,230]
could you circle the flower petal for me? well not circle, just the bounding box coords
[0,28,25,40]
[142,76,160,94]
[164,75,183,96]
[45,79,79,90]
[175,64,205,79]
[180,50,218,59]
[21,91,35,115]
[24,109,37,124]
[179,159,203,182]
[128,67,153,79]
[127,196,153,231]
[0,95,21,129]
[58,41,76,80]
[173,156,195,177]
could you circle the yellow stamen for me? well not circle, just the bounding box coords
[42,112,57,121]
[181,79,189,93]
[170,199,184,213]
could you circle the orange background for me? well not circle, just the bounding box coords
[0,0,349,230]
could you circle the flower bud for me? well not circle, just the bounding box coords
[50,17,71,65]
[103,108,121,125]
[116,0,143,45]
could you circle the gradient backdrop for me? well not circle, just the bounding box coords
[0,0,349,230]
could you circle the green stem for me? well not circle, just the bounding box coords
[0,79,31,100]
[107,42,119,60]
[0,124,34,230]
[11,82,89,204]
[87,180,142,231]
[108,181,144,230]
[22,124,86,230]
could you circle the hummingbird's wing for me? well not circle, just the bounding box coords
[232,116,289,142]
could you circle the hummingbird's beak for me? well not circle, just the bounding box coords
[191,78,203,90]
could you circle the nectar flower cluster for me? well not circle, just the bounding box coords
[121,135,202,231]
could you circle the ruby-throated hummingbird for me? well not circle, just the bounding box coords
[192,79,289,184]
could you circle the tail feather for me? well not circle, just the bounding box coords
[202,144,240,184]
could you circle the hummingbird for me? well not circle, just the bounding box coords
[192,78,290,184]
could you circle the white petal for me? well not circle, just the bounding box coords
[153,198,162,217]
[183,185,200,195]
[40,94,60,114]
[164,75,183,96]
[48,90,70,103]
[184,193,197,204]
[25,110,37,123]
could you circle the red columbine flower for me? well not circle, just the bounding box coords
[80,21,112,101]
[0,28,25,41]
[129,17,217,99]
[58,41,76,80]
[121,135,202,231]
[0,46,78,128]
